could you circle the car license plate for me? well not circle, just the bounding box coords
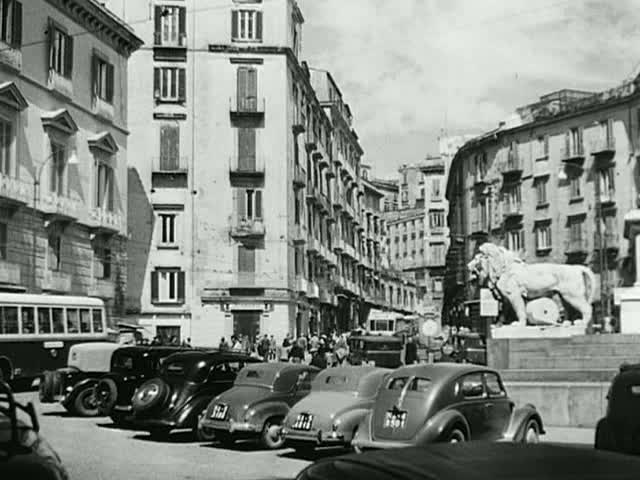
[211,404,228,420]
[292,413,314,431]
[384,410,407,429]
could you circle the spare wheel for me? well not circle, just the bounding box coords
[132,378,169,413]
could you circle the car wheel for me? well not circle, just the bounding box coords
[595,418,616,451]
[447,427,466,443]
[523,419,540,444]
[95,378,118,416]
[132,379,169,414]
[73,386,100,417]
[215,430,235,448]
[261,418,285,450]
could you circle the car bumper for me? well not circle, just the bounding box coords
[282,428,347,446]
[201,418,261,434]
[351,437,414,450]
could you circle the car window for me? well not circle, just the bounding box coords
[460,373,485,399]
[114,355,134,371]
[485,372,506,397]
[164,362,185,376]
[388,377,409,390]
[324,375,348,385]
[296,370,313,392]
[407,377,431,393]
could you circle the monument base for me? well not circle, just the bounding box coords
[491,322,586,339]
[616,286,640,334]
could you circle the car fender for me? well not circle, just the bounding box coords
[248,401,290,428]
[335,408,371,441]
[63,377,99,406]
[174,395,214,428]
[415,409,470,444]
[503,404,545,442]
[351,411,373,446]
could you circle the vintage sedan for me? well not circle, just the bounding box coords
[200,362,319,449]
[282,366,390,452]
[347,335,403,368]
[94,346,193,425]
[38,342,120,416]
[0,380,69,480]
[595,362,640,455]
[352,363,543,451]
[129,351,259,439]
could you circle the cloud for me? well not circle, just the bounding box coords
[299,0,640,178]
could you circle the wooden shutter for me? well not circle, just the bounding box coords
[238,246,255,273]
[154,5,162,44]
[12,1,22,47]
[237,188,247,219]
[178,68,186,103]
[237,67,248,111]
[607,118,614,145]
[256,11,263,40]
[169,125,179,169]
[153,68,160,98]
[150,271,159,302]
[177,271,185,303]
[64,34,74,77]
[543,135,549,156]
[159,126,168,168]
[231,10,238,40]
[106,63,114,102]
[247,68,257,111]
[107,167,114,211]
[564,132,570,157]
[255,190,262,219]
[47,19,54,70]
[578,127,584,154]
[238,128,256,171]
[91,55,99,98]
[178,7,186,42]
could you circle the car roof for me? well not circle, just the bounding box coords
[113,346,195,356]
[389,363,495,381]
[243,361,316,375]
[296,443,640,480]
[162,350,254,365]
[349,335,402,343]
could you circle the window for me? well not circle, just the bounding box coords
[535,224,551,251]
[236,67,258,112]
[96,162,114,211]
[567,127,583,156]
[237,188,263,220]
[154,5,186,46]
[507,229,524,252]
[476,196,490,231]
[401,190,408,206]
[599,167,615,198]
[92,309,104,332]
[433,277,443,293]
[37,307,52,334]
[537,135,549,159]
[535,178,547,205]
[0,221,6,260]
[475,152,487,180]
[570,175,582,199]
[460,373,485,398]
[159,125,180,171]
[151,269,185,304]
[153,67,186,102]
[430,243,446,264]
[159,213,177,246]
[0,0,22,48]
[52,308,64,333]
[401,171,408,185]
[485,373,506,397]
[48,21,73,78]
[49,142,66,195]
[238,245,255,273]
[238,128,256,170]
[569,219,583,242]
[408,377,431,393]
[231,9,263,42]
[429,210,445,229]
[66,308,79,333]
[504,184,521,211]
[48,234,61,271]
[431,178,442,200]
[80,309,91,333]
[95,246,111,279]
[0,306,17,334]
[92,54,114,103]
[21,307,34,334]
[0,118,12,175]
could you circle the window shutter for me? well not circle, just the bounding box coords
[238,188,247,219]
[543,135,549,156]
[177,271,185,303]
[12,1,22,47]
[255,190,262,219]
[64,34,74,77]
[607,118,614,145]
[256,11,263,41]
[91,55,99,98]
[237,67,248,110]
[238,246,255,273]
[153,68,160,98]
[107,168,114,211]
[247,68,257,111]
[178,68,186,103]
[159,126,168,167]
[169,125,179,169]
[47,19,54,70]
[106,63,114,102]
[238,128,255,170]
[154,6,162,42]
[564,132,570,157]
[578,127,584,154]
[151,271,159,302]
[231,10,238,40]
[178,7,186,40]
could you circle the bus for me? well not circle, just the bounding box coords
[0,293,109,385]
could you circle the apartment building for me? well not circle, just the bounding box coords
[445,81,640,329]
[105,0,417,344]
[0,0,141,321]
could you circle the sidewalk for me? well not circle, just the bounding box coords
[543,426,594,446]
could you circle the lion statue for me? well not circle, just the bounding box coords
[467,243,595,328]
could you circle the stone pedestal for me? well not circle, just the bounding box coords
[617,210,640,334]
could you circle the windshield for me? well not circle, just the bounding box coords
[234,367,277,388]
[113,354,135,371]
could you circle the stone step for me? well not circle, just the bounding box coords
[500,368,617,383]
[512,355,640,370]
[508,344,640,358]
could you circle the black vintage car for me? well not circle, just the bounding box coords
[129,351,260,439]
[94,346,194,425]
[595,362,640,455]
[347,335,403,368]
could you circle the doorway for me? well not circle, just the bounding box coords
[233,311,261,344]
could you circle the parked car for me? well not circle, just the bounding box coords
[352,363,543,451]
[0,380,69,480]
[439,332,487,365]
[38,342,120,416]
[295,443,640,480]
[94,346,194,425]
[282,366,390,453]
[129,351,259,439]
[595,362,640,455]
[347,335,403,368]
[200,362,319,449]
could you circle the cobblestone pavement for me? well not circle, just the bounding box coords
[16,392,595,480]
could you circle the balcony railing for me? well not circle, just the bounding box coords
[471,220,490,235]
[503,201,522,218]
[295,275,307,293]
[597,189,616,206]
[229,156,265,183]
[561,144,585,163]
[0,173,31,207]
[474,172,488,186]
[591,135,615,156]
[229,96,265,118]
[39,193,82,224]
[307,236,320,254]
[292,110,306,135]
[502,151,523,176]
[230,217,266,238]
[88,207,124,236]
[533,159,551,178]
[564,238,589,255]
[293,224,306,245]
[307,281,320,299]
[594,231,620,250]
[153,32,187,48]
[333,238,345,253]
[152,156,189,188]
[306,185,319,205]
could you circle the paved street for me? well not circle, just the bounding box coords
[15,391,595,480]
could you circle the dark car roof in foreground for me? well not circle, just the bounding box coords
[163,350,254,364]
[295,443,640,480]
[389,362,493,380]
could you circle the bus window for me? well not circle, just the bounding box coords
[52,308,65,333]
[92,309,104,333]
[21,307,35,334]
[37,308,52,334]
[0,306,18,334]
[80,309,91,333]
[67,309,80,333]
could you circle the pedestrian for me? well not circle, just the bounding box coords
[231,335,242,352]
[310,347,327,369]
[333,333,349,366]
[259,335,270,360]
[283,333,292,348]
[405,335,418,365]
[219,337,230,351]
[241,334,251,354]
[269,335,277,361]
[289,338,305,364]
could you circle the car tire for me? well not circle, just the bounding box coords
[73,386,100,417]
[95,378,118,416]
[132,379,169,414]
[260,418,285,450]
[523,419,540,444]
[595,418,616,451]
[214,430,235,448]
[446,427,466,443]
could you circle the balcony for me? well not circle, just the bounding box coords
[502,152,523,178]
[533,159,551,178]
[425,256,446,268]
[319,286,332,305]
[307,281,320,299]
[39,193,82,225]
[307,237,320,254]
[591,135,615,156]
[293,163,306,188]
[41,270,72,293]
[229,156,265,185]
[594,231,620,251]
[503,201,523,220]
[597,189,616,207]
[295,275,308,294]
[306,185,319,205]
[333,238,345,253]
[317,191,331,214]
[0,259,21,286]
[561,144,585,164]
[88,207,124,236]
[229,96,265,119]
[343,243,357,259]
[230,217,266,239]
[292,224,306,245]
[0,174,31,210]
[153,32,187,61]
[473,173,488,187]
[471,220,490,236]
[327,251,338,267]
[564,238,589,255]
[305,132,317,152]
[152,156,188,189]
[292,111,306,135]
[88,278,115,299]
[343,202,355,219]
[335,150,345,167]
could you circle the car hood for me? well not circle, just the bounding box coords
[285,392,364,429]
[208,385,273,421]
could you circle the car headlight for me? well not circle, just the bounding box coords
[245,408,256,419]
[65,386,73,393]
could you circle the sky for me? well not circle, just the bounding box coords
[299,0,640,179]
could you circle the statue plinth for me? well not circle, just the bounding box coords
[491,322,587,339]
[618,210,640,334]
